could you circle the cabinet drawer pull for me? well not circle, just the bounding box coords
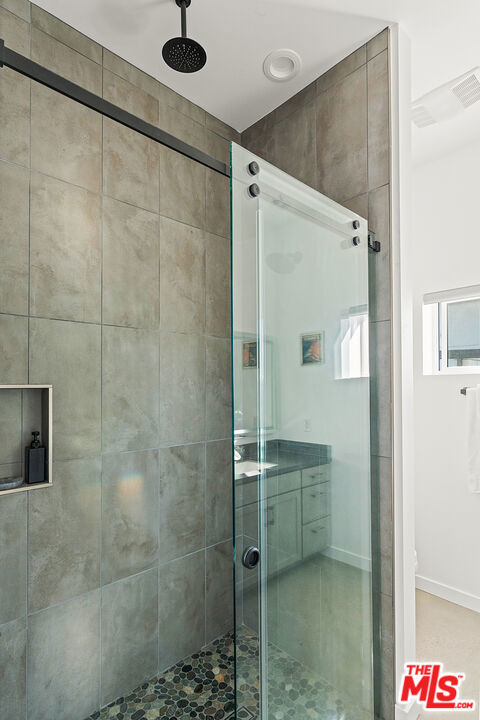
[310,491,326,498]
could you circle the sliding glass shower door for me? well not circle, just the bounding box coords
[231,143,373,720]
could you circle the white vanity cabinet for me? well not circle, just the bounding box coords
[301,465,331,558]
[239,465,331,575]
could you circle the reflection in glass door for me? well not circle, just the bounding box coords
[231,142,373,720]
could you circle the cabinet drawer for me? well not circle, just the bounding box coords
[302,484,329,524]
[301,465,330,488]
[266,470,301,498]
[303,518,329,558]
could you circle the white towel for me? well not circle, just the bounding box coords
[467,384,480,493]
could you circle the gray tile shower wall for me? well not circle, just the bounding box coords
[241,28,394,720]
[0,2,235,718]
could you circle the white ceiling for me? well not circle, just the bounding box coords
[31,0,387,131]
[32,0,480,161]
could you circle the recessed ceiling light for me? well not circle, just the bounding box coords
[263,49,302,82]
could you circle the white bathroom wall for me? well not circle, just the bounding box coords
[413,139,480,611]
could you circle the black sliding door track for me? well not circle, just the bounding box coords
[0,39,230,178]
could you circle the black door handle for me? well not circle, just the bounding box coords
[242,546,260,569]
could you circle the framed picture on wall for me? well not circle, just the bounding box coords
[301,332,324,365]
[242,341,257,368]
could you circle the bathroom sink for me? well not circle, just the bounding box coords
[235,460,277,477]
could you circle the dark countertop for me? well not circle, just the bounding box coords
[235,439,331,482]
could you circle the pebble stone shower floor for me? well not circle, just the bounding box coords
[87,626,370,720]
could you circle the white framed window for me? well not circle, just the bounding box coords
[335,305,369,379]
[423,285,480,374]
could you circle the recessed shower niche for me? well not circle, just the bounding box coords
[0,385,52,494]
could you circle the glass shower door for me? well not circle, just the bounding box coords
[232,143,373,720]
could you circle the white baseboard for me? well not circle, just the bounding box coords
[323,545,372,572]
[416,574,480,613]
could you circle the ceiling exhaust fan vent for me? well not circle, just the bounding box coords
[412,105,436,128]
[452,73,480,108]
[412,67,480,128]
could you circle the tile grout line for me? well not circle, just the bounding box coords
[157,128,162,678]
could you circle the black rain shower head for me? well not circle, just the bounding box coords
[162,0,207,73]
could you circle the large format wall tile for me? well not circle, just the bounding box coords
[205,170,230,239]
[103,69,159,126]
[0,314,28,383]
[31,4,101,62]
[371,455,393,596]
[102,449,159,584]
[369,183,391,323]
[29,318,101,460]
[275,82,316,125]
[159,147,206,229]
[342,192,368,221]
[28,456,101,613]
[0,493,26,624]
[0,617,26,717]
[31,27,102,95]
[316,65,368,203]
[159,443,205,563]
[206,113,240,143]
[368,49,390,191]
[206,233,230,338]
[158,104,206,154]
[157,82,205,125]
[28,590,101,720]
[206,540,233,643]
[275,101,317,189]
[0,4,29,53]
[103,49,160,98]
[31,84,102,193]
[0,0,30,22]
[101,569,158,706]
[0,389,22,464]
[158,550,205,671]
[0,67,30,165]
[103,197,159,329]
[103,118,159,213]
[316,46,366,94]
[367,29,388,62]
[102,326,159,453]
[206,336,232,441]
[206,440,233,546]
[159,217,205,334]
[30,173,102,323]
[0,161,29,314]
[159,332,205,445]
[0,9,30,164]
[369,320,392,459]
[205,129,230,165]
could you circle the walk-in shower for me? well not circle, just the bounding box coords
[0,6,388,717]
[231,143,373,720]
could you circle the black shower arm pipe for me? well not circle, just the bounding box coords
[180,0,187,38]
[0,39,230,178]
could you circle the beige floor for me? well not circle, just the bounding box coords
[416,589,480,719]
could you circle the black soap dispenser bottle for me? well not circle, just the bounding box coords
[25,431,46,485]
